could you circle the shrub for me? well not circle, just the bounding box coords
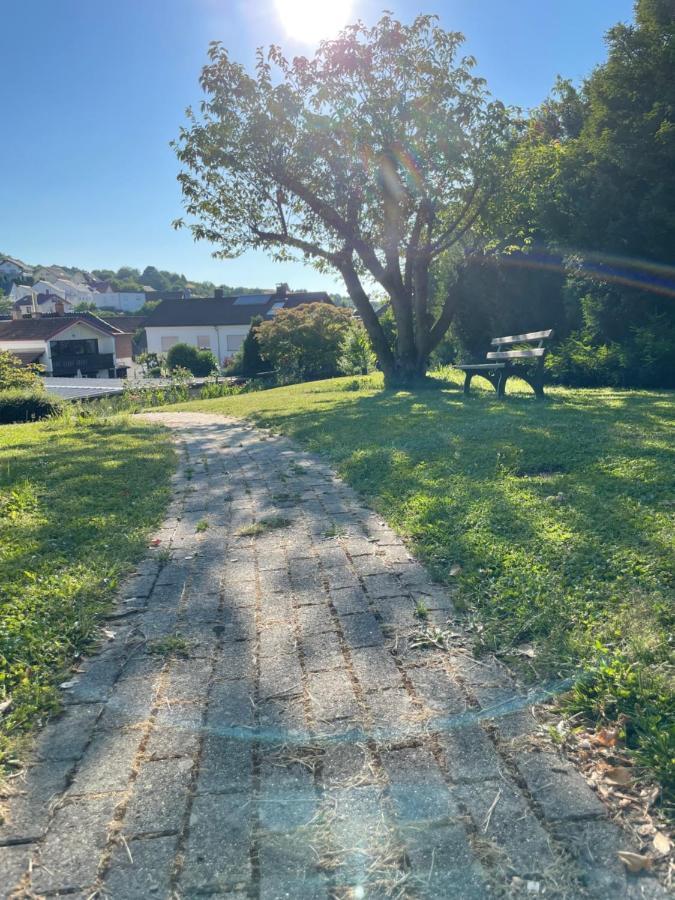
[255,303,352,382]
[165,343,217,377]
[0,350,44,391]
[228,315,269,376]
[137,351,165,377]
[0,389,63,424]
[339,323,377,375]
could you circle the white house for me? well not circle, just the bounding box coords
[0,257,30,279]
[88,291,146,312]
[13,292,74,316]
[9,283,36,303]
[144,288,331,365]
[0,313,135,378]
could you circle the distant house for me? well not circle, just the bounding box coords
[0,256,30,279]
[88,291,146,313]
[144,289,192,303]
[95,315,147,368]
[13,293,74,317]
[29,280,73,301]
[8,284,37,304]
[144,286,331,364]
[0,313,139,378]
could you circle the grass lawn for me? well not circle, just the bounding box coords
[169,371,674,806]
[0,414,175,767]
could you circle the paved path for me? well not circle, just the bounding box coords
[0,413,667,899]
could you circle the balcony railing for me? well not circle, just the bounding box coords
[51,353,115,375]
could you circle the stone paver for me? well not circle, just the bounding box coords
[0,412,668,899]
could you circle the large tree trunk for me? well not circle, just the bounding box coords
[382,353,429,389]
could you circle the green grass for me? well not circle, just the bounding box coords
[0,415,175,767]
[238,515,292,537]
[166,371,674,807]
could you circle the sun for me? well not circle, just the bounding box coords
[274,0,353,45]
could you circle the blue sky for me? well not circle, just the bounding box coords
[0,0,634,291]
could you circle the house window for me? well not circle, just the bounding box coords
[161,336,178,351]
[197,335,211,350]
[50,338,98,357]
[226,334,245,351]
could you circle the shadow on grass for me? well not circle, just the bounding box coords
[0,419,175,757]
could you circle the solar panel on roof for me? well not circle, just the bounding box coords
[233,295,270,305]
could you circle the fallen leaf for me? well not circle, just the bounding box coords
[606,766,633,786]
[653,832,672,856]
[595,728,619,747]
[449,564,462,576]
[617,851,652,872]
[149,538,161,546]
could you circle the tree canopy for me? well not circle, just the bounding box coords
[255,302,352,381]
[174,14,514,385]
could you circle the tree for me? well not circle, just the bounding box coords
[491,0,675,387]
[173,14,513,386]
[0,289,11,316]
[166,342,218,376]
[238,315,268,375]
[254,303,351,381]
[0,350,44,390]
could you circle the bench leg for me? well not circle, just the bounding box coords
[496,371,508,399]
[522,371,546,399]
[463,372,473,395]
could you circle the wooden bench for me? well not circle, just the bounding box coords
[455,329,553,399]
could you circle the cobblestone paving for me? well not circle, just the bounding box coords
[0,413,668,899]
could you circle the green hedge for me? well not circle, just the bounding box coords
[0,389,64,424]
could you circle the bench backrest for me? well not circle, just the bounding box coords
[486,329,553,362]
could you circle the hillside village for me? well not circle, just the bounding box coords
[0,254,335,379]
[0,254,220,313]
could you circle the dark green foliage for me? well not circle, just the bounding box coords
[255,303,352,382]
[0,390,63,424]
[339,323,377,375]
[480,0,675,388]
[234,315,268,376]
[166,342,217,377]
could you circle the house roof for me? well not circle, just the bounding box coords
[13,293,73,309]
[0,256,27,269]
[145,292,331,328]
[144,290,190,302]
[0,314,120,341]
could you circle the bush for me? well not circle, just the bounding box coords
[0,350,44,391]
[165,343,217,377]
[137,351,165,377]
[255,303,352,382]
[339,323,377,375]
[228,315,269,376]
[0,389,63,424]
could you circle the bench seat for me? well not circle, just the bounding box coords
[456,363,506,370]
[455,329,553,399]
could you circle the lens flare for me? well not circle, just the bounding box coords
[274,0,353,45]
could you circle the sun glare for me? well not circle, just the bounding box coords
[274,0,353,45]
